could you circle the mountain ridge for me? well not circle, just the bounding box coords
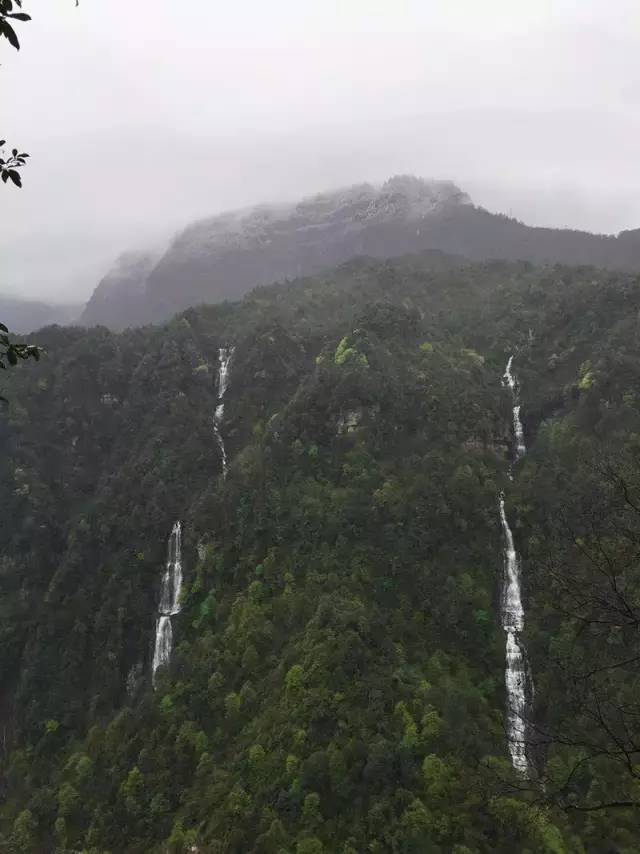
[81,175,471,329]
[79,174,640,332]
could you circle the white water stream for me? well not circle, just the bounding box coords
[151,349,234,687]
[500,356,532,775]
[152,521,183,687]
[503,356,526,461]
[213,347,234,477]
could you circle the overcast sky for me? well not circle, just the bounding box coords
[2,0,640,302]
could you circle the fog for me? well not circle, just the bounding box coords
[2,0,639,302]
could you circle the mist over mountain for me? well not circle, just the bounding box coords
[7,1,640,850]
[80,251,159,330]
[79,175,640,331]
[0,295,81,334]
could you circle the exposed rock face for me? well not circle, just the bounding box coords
[337,408,363,434]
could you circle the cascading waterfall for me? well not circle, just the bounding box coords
[499,495,529,773]
[152,521,183,687]
[503,356,526,461]
[212,347,234,477]
[499,356,532,775]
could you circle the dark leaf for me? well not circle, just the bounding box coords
[8,169,22,187]
[6,12,31,21]
[2,20,20,49]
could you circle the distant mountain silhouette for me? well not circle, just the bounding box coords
[0,294,81,334]
[80,175,640,330]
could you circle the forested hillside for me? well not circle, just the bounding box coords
[2,254,640,852]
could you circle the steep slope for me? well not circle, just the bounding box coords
[79,175,640,331]
[80,251,160,330]
[2,256,640,851]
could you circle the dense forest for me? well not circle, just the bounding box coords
[1,253,640,852]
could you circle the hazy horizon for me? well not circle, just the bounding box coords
[2,0,640,303]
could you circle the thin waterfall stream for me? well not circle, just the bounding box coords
[499,356,533,775]
[213,347,234,477]
[152,521,183,687]
[504,355,526,461]
[151,348,234,688]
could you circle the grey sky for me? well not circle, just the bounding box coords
[2,0,640,302]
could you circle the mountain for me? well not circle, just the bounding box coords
[2,253,640,851]
[80,174,640,331]
[79,251,159,329]
[0,294,81,334]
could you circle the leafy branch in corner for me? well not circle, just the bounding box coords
[1,2,31,186]
[0,0,30,51]
[0,0,41,398]
[0,140,28,187]
[0,323,41,399]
